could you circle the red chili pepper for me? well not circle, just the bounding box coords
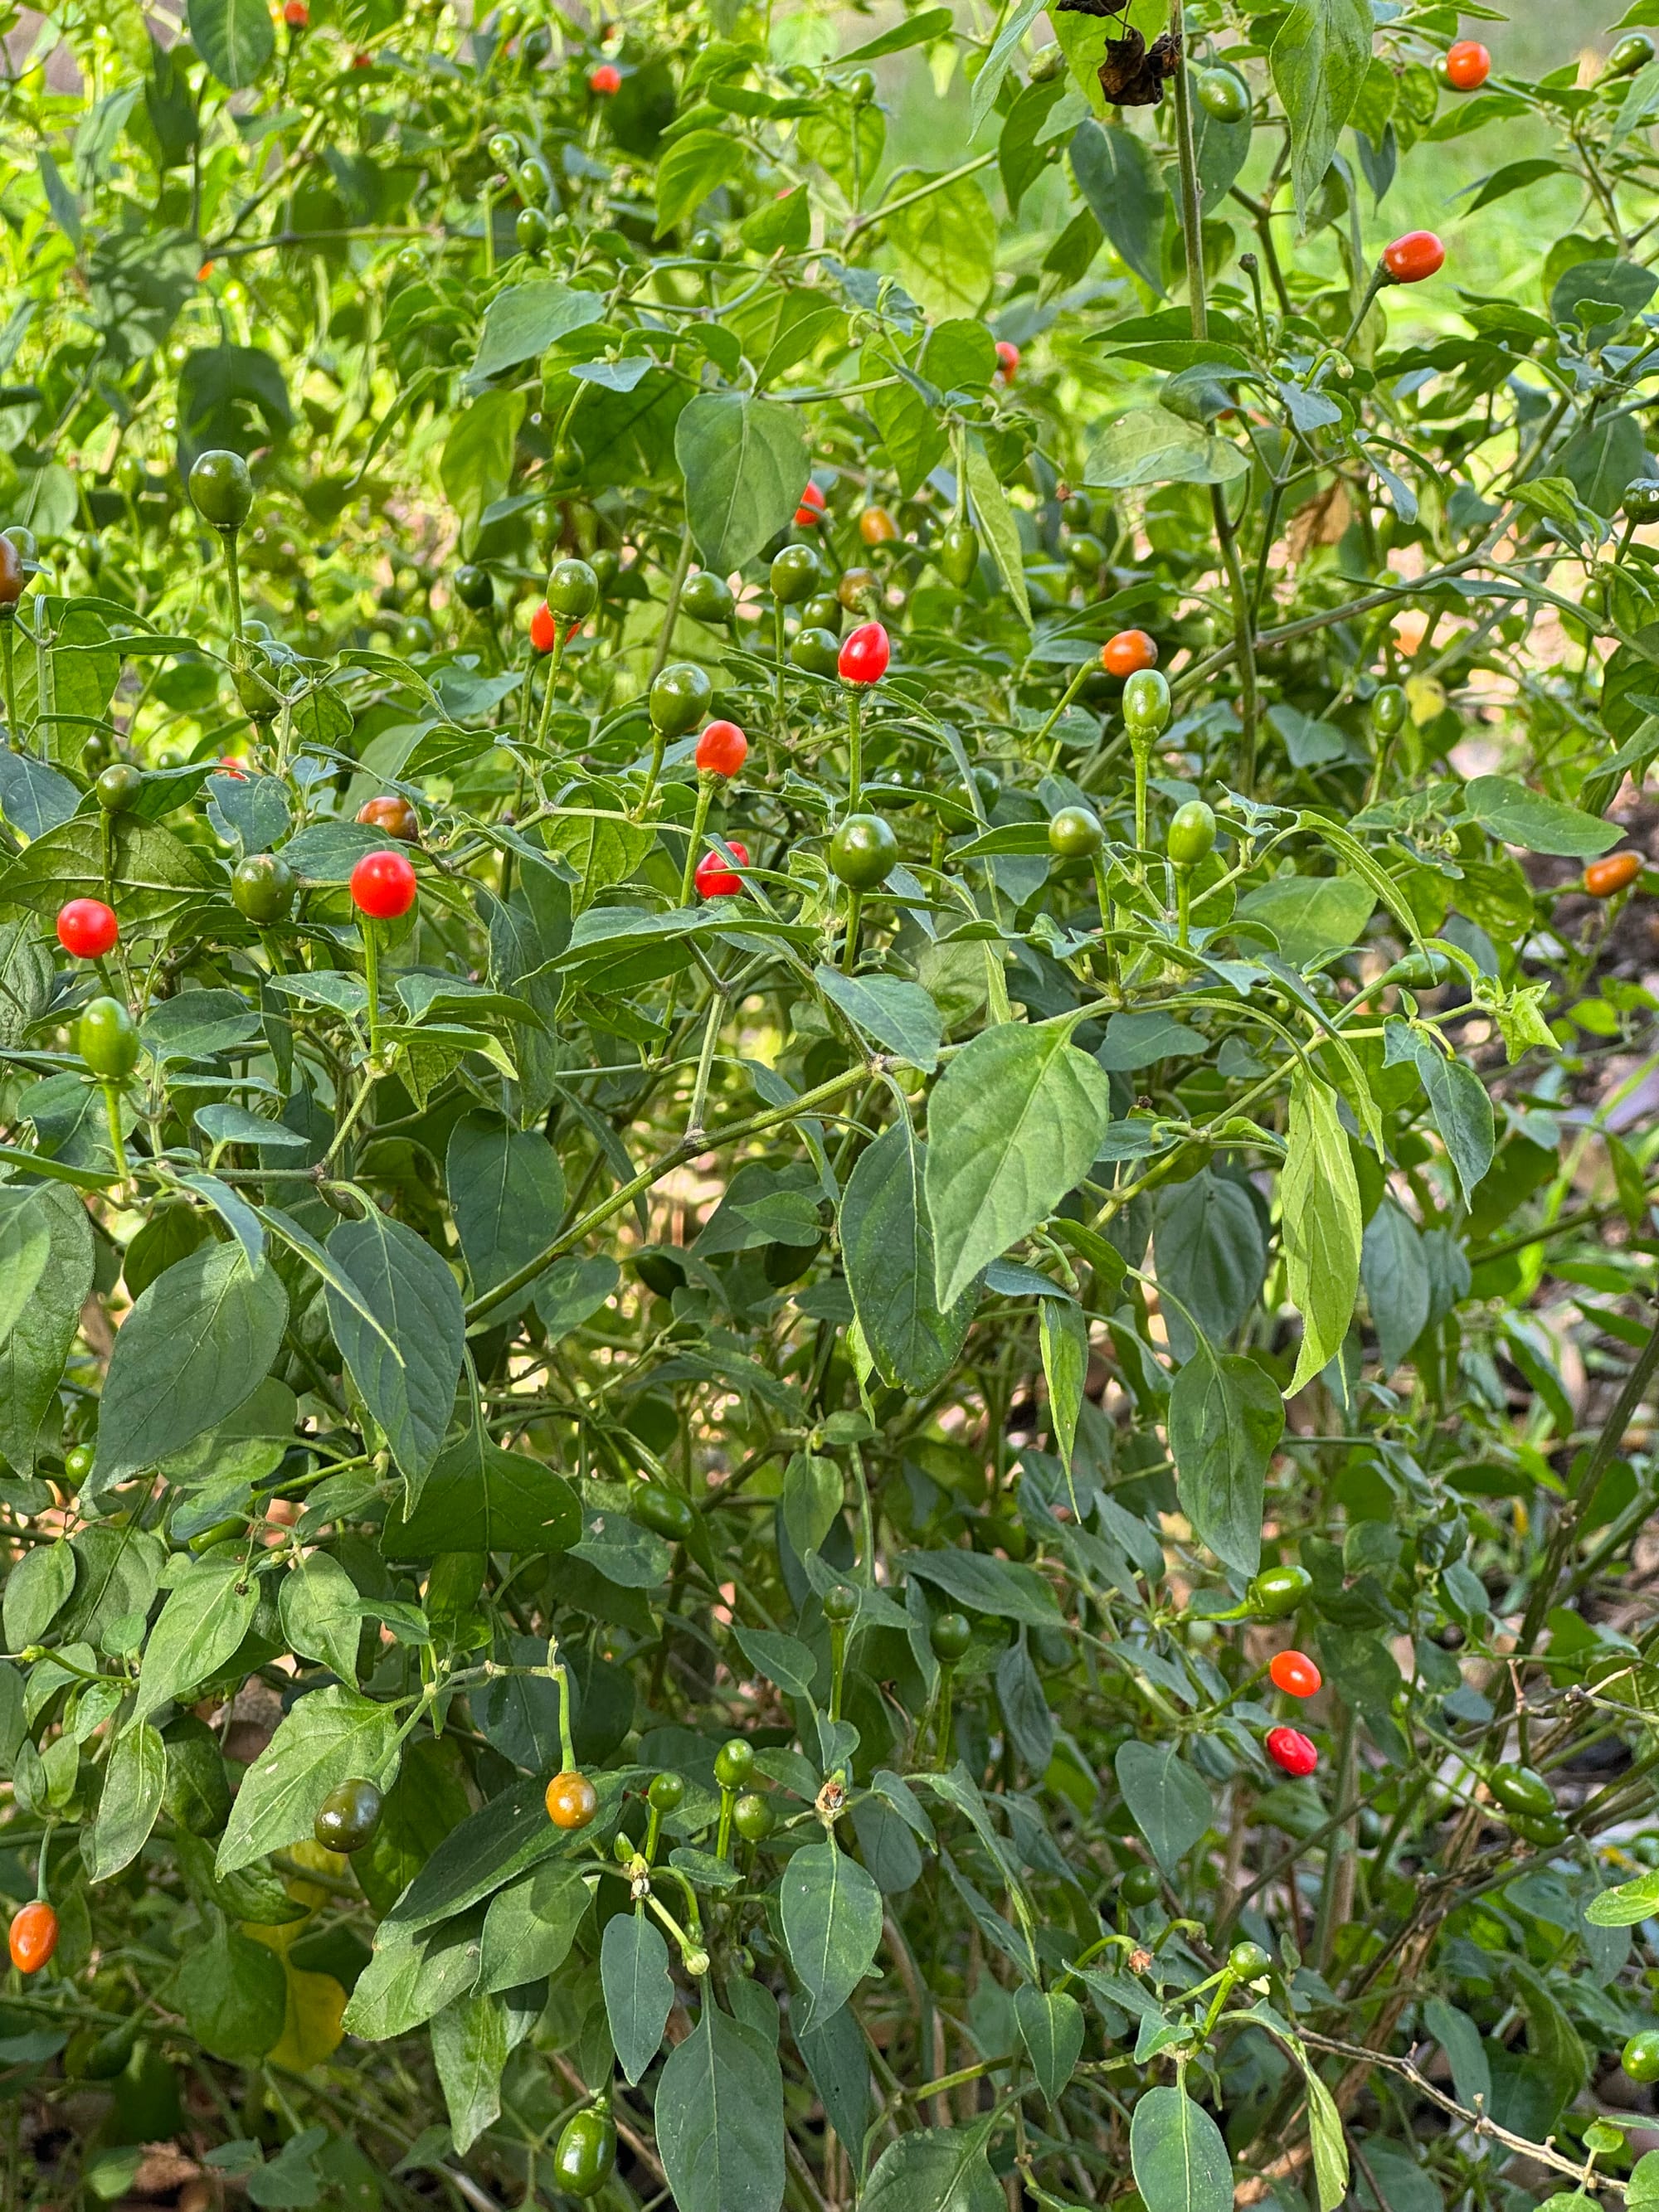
[695,721,747,779]
[694,841,749,899]
[1265,1725,1318,1777]
[350,849,418,921]
[56,899,119,960]
[1383,231,1446,284]
[1101,630,1158,678]
[8,1902,56,1975]
[1444,39,1490,90]
[1268,1651,1321,1699]
[1585,852,1641,898]
[838,621,890,686]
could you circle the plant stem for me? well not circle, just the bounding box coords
[842,889,863,975]
[534,625,566,750]
[1341,263,1390,351]
[649,525,694,688]
[1170,0,1207,343]
[845,687,863,810]
[1211,483,1259,795]
[222,526,244,644]
[679,775,713,906]
[362,917,382,1062]
[100,1083,129,1192]
[1,619,17,741]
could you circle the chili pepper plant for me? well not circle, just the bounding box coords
[0,2,1657,2210]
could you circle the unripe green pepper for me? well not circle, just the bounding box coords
[1122,667,1171,737]
[828,813,898,890]
[1048,804,1104,860]
[1166,800,1216,867]
[231,853,297,925]
[771,543,823,605]
[649,661,713,738]
[547,557,599,620]
[1248,1564,1311,1619]
[95,763,143,814]
[1370,683,1408,736]
[78,997,139,1080]
[188,449,254,532]
[939,523,980,586]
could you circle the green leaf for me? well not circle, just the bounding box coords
[815,969,941,1071]
[601,1910,675,2085]
[343,1915,484,2040]
[1302,2061,1348,2211]
[1014,1985,1084,2104]
[903,1548,1063,1627]
[1585,1867,1659,1925]
[3,1540,73,1651]
[0,1183,93,1473]
[965,438,1033,627]
[1153,1170,1266,1359]
[277,1552,362,1687]
[675,391,809,578]
[1084,407,1248,490]
[970,0,1046,136]
[168,1919,287,2061]
[216,1685,404,1879]
[431,1991,508,2156]
[654,129,743,236]
[92,1244,288,1492]
[440,388,528,542]
[1282,1073,1363,1395]
[1464,773,1618,858]
[479,1862,588,1995]
[1070,120,1165,294]
[1550,257,1657,330]
[1130,2084,1233,2212]
[841,1118,975,1396]
[780,1839,884,2031]
[733,1626,817,1699]
[386,1769,628,1935]
[174,343,292,473]
[383,1431,578,1558]
[134,1558,261,1722]
[845,6,954,64]
[861,2118,1003,2212]
[1270,0,1373,228]
[797,2007,871,2171]
[324,1213,465,1491]
[885,174,997,322]
[655,2004,786,2212]
[446,1114,566,1307]
[1423,1996,1491,2110]
[0,814,216,922]
[1039,1297,1087,1472]
[1168,1336,1282,1578]
[465,280,606,386]
[84,1719,166,1881]
[1233,873,1375,967]
[1462,158,1562,212]
[1115,1741,1211,1869]
[1414,1044,1493,1208]
[1360,1199,1430,1373]
[925,1023,1113,1309]
[1558,412,1650,518]
[187,0,274,89]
